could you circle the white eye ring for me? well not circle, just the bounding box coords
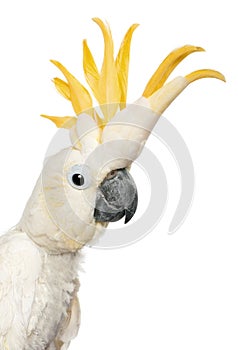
[67,165,92,190]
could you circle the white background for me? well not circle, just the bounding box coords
[0,0,237,349]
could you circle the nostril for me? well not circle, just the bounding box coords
[105,169,118,180]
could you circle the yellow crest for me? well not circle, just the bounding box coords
[42,18,225,130]
[42,18,138,128]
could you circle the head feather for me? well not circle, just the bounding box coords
[43,19,138,127]
[42,19,225,134]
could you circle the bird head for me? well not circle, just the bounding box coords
[19,18,225,253]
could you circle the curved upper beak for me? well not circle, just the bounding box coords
[94,168,138,224]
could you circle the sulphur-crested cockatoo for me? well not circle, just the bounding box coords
[0,18,224,350]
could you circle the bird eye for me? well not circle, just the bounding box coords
[72,173,85,186]
[67,165,92,190]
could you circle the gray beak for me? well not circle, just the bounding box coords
[94,168,138,224]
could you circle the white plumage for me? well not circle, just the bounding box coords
[0,229,80,349]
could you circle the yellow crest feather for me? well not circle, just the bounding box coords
[185,69,226,83]
[83,39,100,101]
[41,115,77,129]
[53,78,71,100]
[91,18,120,121]
[50,60,92,115]
[143,45,205,98]
[115,23,139,106]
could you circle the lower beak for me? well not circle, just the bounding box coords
[94,168,138,224]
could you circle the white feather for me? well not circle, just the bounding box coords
[0,229,81,350]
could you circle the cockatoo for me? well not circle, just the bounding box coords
[0,18,225,350]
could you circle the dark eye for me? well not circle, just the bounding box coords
[72,173,85,186]
[67,165,91,189]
